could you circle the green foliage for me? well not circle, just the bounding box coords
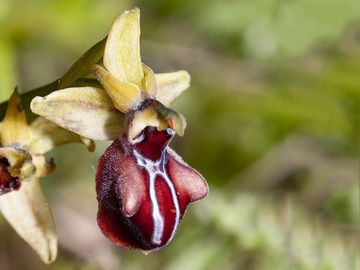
[0,38,16,102]
[326,186,359,224]
[138,0,360,59]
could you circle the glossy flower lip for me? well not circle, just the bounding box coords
[0,90,94,263]
[96,127,208,252]
[30,7,191,142]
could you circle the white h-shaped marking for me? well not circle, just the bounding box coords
[133,149,180,245]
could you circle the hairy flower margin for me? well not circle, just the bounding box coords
[0,91,93,263]
[30,7,208,254]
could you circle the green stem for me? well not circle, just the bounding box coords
[59,37,106,88]
[0,38,106,121]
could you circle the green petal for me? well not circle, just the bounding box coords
[155,70,190,106]
[29,117,95,155]
[30,87,124,141]
[0,90,31,147]
[103,7,144,86]
[142,64,157,98]
[92,65,141,113]
[0,179,57,263]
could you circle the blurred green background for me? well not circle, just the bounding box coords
[0,0,359,269]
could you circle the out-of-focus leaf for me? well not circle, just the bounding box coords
[194,0,360,58]
[0,38,16,102]
[326,186,360,224]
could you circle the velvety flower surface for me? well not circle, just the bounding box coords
[97,127,207,251]
[0,91,93,263]
[30,7,208,252]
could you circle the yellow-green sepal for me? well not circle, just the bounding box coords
[0,90,31,147]
[30,87,124,141]
[0,179,57,263]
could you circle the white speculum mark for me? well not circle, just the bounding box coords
[133,148,180,245]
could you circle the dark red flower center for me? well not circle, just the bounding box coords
[133,126,175,161]
[0,158,21,195]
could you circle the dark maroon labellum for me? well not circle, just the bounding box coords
[96,127,208,251]
[0,158,21,195]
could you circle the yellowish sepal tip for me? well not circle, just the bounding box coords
[104,7,144,87]
[92,65,142,113]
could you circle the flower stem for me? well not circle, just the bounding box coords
[0,38,106,121]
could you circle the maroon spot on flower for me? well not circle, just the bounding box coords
[0,158,21,195]
[96,127,208,252]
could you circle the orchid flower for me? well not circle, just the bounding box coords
[0,90,93,263]
[30,7,208,253]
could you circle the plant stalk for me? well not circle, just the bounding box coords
[0,38,106,121]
